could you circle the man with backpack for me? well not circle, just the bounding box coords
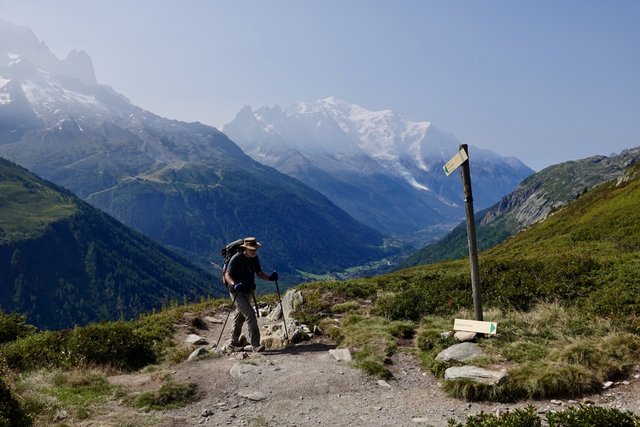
[223,237,278,352]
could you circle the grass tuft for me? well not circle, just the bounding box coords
[132,380,200,410]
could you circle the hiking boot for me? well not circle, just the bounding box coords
[224,339,241,350]
[243,345,265,353]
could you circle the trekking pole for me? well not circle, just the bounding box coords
[252,292,260,318]
[274,275,290,341]
[215,291,238,349]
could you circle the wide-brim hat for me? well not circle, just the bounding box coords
[240,237,261,251]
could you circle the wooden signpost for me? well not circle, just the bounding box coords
[444,144,483,321]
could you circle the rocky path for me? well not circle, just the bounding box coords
[101,309,640,427]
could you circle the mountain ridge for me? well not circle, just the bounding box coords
[0,157,223,329]
[0,20,386,284]
[223,97,533,236]
[400,146,640,268]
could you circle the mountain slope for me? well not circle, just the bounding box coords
[484,160,640,261]
[0,158,223,329]
[223,98,533,237]
[0,21,385,284]
[400,147,640,267]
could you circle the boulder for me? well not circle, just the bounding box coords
[329,348,353,363]
[267,290,303,321]
[435,342,484,363]
[444,365,507,385]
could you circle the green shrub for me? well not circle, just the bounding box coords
[0,314,173,373]
[546,404,640,427]
[0,377,31,427]
[448,405,541,427]
[67,321,157,371]
[131,313,175,357]
[584,280,640,318]
[449,404,640,427]
[0,330,70,371]
[0,312,37,345]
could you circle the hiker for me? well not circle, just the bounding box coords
[223,237,278,351]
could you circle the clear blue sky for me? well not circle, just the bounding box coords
[2,0,639,171]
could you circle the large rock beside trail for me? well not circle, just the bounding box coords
[261,323,290,349]
[329,348,353,362]
[444,366,507,385]
[267,290,304,321]
[435,342,484,363]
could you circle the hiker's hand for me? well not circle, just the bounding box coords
[268,271,279,281]
[233,282,245,292]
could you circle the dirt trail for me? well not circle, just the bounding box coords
[100,309,640,427]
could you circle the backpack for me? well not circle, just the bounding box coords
[220,239,244,285]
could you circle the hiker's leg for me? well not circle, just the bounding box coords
[230,291,246,344]
[236,292,260,347]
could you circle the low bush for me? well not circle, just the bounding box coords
[545,404,640,427]
[448,405,541,426]
[448,404,640,427]
[0,311,37,345]
[0,315,174,373]
[67,321,162,371]
[0,330,71,371]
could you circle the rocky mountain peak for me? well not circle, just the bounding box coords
[0,19,97,85]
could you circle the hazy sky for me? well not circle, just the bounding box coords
[2,1,639,171]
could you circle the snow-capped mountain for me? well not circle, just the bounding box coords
[223,97,534,236]
[0,19,96,85]
[0,20,387,282]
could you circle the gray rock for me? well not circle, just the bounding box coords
[329,348,353,362]
[454,331,477,342]
[186,334,208,345]
[435,342,484,363]
[267,290,304,321]
[444,365,507,385]
[188,347,209,361]
[266,303,282,321]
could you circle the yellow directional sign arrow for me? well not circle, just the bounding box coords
[443,148,468,176]
[454,318,498,335]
